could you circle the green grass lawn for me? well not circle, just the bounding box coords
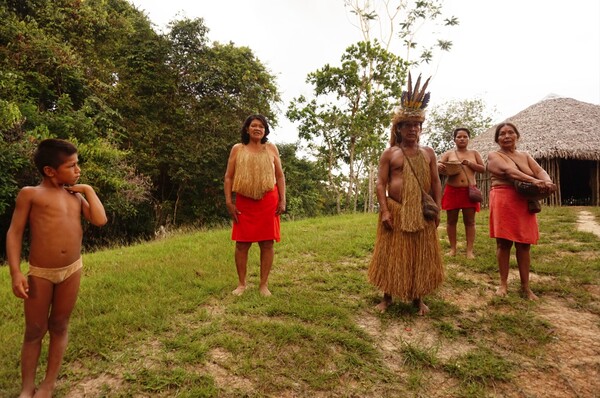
[1,207,599,397]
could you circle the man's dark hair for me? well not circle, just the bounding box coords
[33,138,78,176]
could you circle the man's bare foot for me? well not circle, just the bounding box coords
[466,251,475,259]
[259,285,272,297]
[413,298,430,316]
[232,285,246,296]
[374,300,390,313]
[495,285,508,297]
[375,294,392,313]
[445,249,457,257]
[522,287,539,301]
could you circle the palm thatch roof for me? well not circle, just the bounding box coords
[471,97,600,161]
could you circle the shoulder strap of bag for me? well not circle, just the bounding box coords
[496,151,523,172]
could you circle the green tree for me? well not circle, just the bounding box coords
[278,143,331,219]
[0,0,157,258]
[288,40,405,213]
[287,1,458,214]
[147,17,280,226]
[0,0,293,261]
[423,98,496,155]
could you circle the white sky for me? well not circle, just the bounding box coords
[128,0,600,143]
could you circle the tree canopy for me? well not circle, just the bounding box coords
[289,0,459,213]
[0,0,480,260]
[0,0,286,259]
[424,98,496,154]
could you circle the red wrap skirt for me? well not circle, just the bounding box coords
[441,184,480,211]
[489,185,539,244]
[232,187,280,242]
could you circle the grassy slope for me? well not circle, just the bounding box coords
[0,208,599,397]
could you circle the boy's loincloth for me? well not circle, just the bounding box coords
[28,257,83,284]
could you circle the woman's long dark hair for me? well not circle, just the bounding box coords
[240,114,270,144]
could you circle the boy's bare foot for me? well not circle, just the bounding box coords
[259,285,272,297]
[18,388,35,398]
[466,252,475,259]
[445,249,456,257]
[232,285,246,296]
[33,385,53,398]
[413,298,430,316]
[522,287,539,301]
[495,285,508,297]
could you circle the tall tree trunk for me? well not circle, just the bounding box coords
[173,183,185,226]
[327,142,342,214]
[367,162,375,212]
[347,136,356,211]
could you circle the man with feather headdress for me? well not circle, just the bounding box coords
[368,73,444,315]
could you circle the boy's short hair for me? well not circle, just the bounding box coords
[34,139,78,176]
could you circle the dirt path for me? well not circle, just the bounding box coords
[576,210,600,237]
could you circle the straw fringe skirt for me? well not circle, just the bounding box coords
[368,198,444,300]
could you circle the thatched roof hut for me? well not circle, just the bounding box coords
[470,96,600,207]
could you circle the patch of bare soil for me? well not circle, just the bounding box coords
[63,373,123,398]
[203,347,255,393]
[507,297,600,398]
[577,210,600,237]
[354,211,600,398]
[63,338,169,398]
[355,312,463,397]
[356,291,600,398]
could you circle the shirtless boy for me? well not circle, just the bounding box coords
[6,138,107,398]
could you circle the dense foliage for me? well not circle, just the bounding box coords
[1,0,489,261]
[287,40,406,213]
[0,0,301,259]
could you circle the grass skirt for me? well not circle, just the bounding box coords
[368,198,444,300]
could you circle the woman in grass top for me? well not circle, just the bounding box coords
[224,114,286,297]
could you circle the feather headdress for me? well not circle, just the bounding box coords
[393,71,431,124]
